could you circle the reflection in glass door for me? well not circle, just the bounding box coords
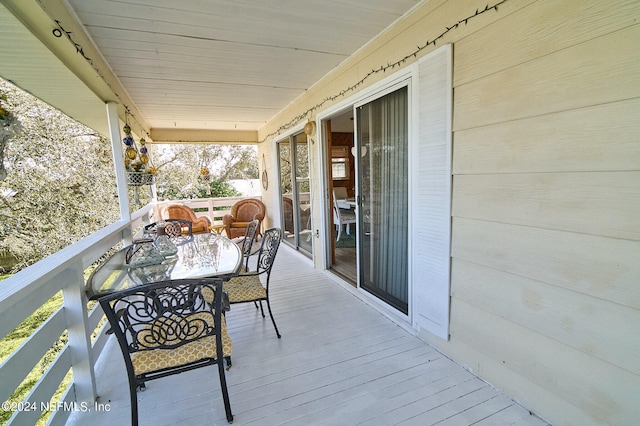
[278,132,312,255]
[356,86,409,314]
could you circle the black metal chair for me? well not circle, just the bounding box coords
[234,219,261,310]
[99,278,234,425]
[223,227,282,338]
[236,219,260,272]
[144,218,193,238]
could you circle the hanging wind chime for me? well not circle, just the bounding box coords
[123,122,156,204]
[198,149,212,196]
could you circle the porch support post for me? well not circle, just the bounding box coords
[61,264,97,404]
[106,101,132,243]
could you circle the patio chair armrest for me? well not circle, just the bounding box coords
[222,214,236,225]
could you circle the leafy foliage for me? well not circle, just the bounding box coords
[152,144,257,200]
[0,78,259,271]
[0,79,120,272]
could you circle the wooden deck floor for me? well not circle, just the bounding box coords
[68,246,548,426]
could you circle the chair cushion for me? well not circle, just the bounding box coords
[339,209,356,221]
[223,275,266,303]
[131,314,232,376]
[229,221,251,228]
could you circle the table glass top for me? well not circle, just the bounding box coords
[86,233,241,299]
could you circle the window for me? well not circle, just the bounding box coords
[331,147,350,180]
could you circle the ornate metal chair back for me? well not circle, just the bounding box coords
[164,219,192,237]
[143,219,193,238]
[255,227,282,278]
[241,219,260,271]
[98,278,233,424]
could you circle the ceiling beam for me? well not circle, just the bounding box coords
[150,128,258,145]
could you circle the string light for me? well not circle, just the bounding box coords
[51,0,508,144]
[261,0,508,142]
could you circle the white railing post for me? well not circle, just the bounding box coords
[61,263,97,404]
[207,198,215,222]
[106,101,133,244]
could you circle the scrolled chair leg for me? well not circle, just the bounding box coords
[130,381,139,426]
[217,355,234,423]
[266,299,281,339]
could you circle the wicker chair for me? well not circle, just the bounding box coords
[282,196,311,234]
[223,198,265,239]
[99,278,234,424]
[163,204,211,234]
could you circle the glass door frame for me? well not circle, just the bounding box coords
[322,110,359,284]
[354,82,410,314]
[277,132,312,256]
[318,71,413,320]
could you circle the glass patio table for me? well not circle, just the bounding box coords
[86,233,242,300]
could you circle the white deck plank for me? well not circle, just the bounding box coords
[67,246,548,425]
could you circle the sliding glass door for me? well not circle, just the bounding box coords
[356,86,408,314]
[278,132,312,255]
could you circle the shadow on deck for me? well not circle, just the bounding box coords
[68,246,548,425]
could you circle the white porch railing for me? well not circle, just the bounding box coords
[153,196,251,227]
[0,196,257,425]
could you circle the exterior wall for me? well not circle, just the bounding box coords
[259,1,640,424]
[257,140,281,232]
[446,1,640,424]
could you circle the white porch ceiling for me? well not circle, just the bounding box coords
[58,0,421,135]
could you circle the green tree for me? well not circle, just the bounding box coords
[152,144,257,200]
[0,78,259,271]
[0,79,120,272]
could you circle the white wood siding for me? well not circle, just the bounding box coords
[447,0,640,424]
